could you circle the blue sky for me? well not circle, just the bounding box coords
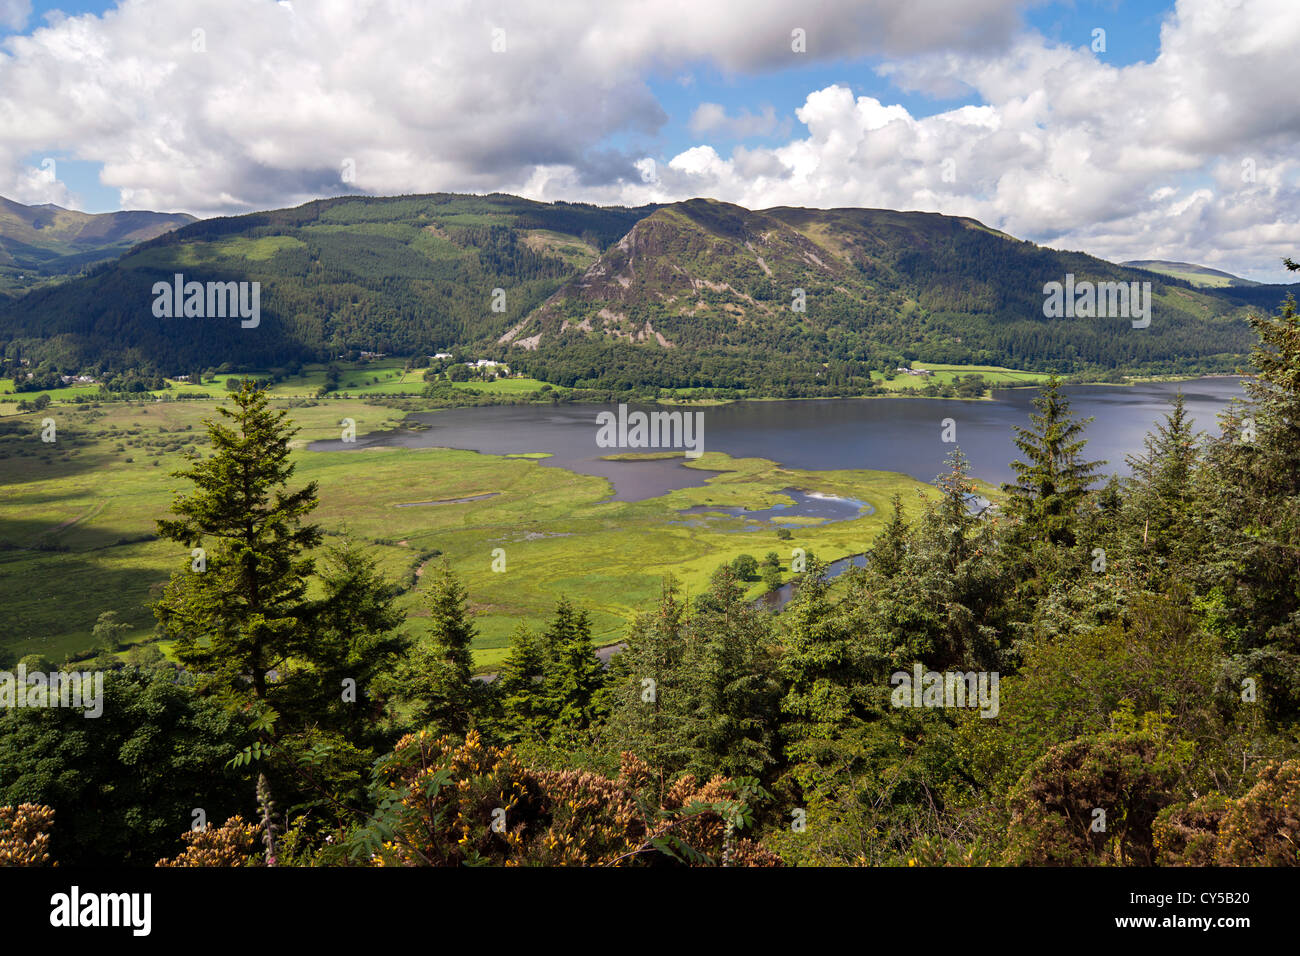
[645,0,1174,158]
[8,0,1178,214]
[1,0,1296,279]
[10,1,125,211]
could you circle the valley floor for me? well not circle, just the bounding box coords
[0,396,943,670]
[2,357,1165,416]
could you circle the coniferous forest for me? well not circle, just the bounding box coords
[5,272,1299,871]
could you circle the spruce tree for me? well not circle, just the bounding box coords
[602,577,699,774]
[283,535,405,748]
[539,597,605,737]
[864,450,1006,672]
[779,556,872,749]
[870,493,910,578]
[1123,392,1203,577]
[1199,277,1300,719]
[1003,376,1105,546]
[153,379,321,705]
[494,623,545,743]
[693,565,781,779]
[405,560,478,736]
[1238,291,1300,499]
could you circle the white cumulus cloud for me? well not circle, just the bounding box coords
[0,0,1295,279]
[564,0,1300,281]
[0,0,1029,216]
[0,0,29,32]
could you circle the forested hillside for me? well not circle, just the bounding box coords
[1,192,1294,395]
[0,196,194,295]
[513,200,1273,392]
[0,193,653,373]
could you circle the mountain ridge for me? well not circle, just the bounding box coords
[1121,259,1259,288]
[1,192,1293,394]
[0,195,195,293]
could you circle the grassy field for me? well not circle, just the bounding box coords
[448,377,552,395]
[1,358,1055,418]
[0,356,557,408]
[0,379,103,405]
[871,362,1052,392]
[1156,269,1235,288]
[0,396,938,671]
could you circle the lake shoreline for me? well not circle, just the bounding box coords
[311,377,1246,502]
[417,371,1250,412]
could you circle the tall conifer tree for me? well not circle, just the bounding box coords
[1003,376,1104,546]
[405,560,478,736]
[153,380,321,705]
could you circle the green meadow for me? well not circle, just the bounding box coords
[1,356,1065,420]
[0,396,939,671]
[0,379,103,406]
[0,358,558,415]
[871,362,1052,392]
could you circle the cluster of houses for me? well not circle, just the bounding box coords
[432,353,510,374]
[345,350,509,375]
[895,366,933,377]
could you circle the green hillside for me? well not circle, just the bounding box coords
[0,196,194,294]
[1121,259,1260,288]
[509,199,1265,391]
[0,193,653,374]
[0,192,1291,396]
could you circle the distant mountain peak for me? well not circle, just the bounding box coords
[0,196,195,292]
[1121,259,1258,288]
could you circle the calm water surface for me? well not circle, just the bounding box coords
[310,378,1248,501]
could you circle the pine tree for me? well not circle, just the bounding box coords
[539,597,605,737]
[1123,392,1203,577]
[1003,376,1105,546]
[405,560,477,736]
[153,379,321,705]
[602,577,699,774]
[494,624,545,743]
